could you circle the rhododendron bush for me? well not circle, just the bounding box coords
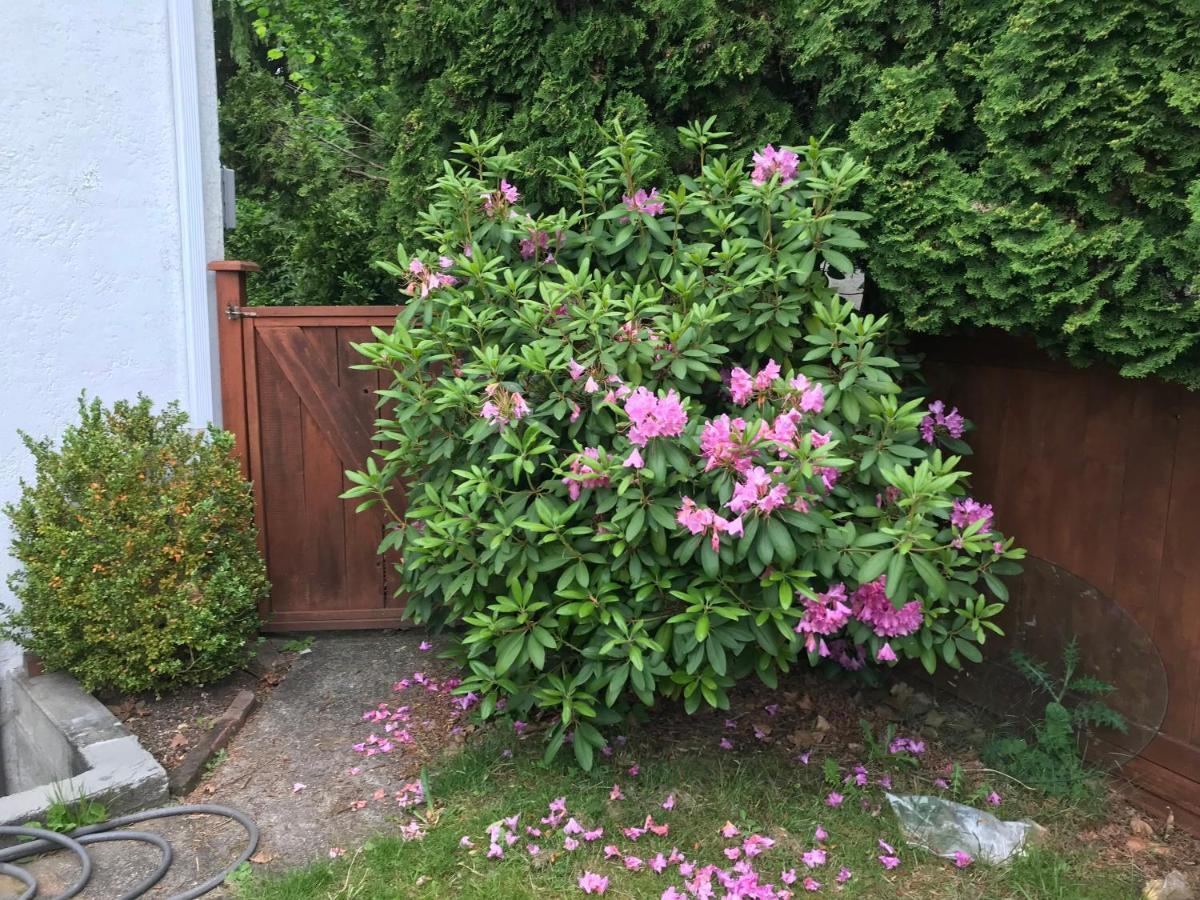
[345,121,1024,767]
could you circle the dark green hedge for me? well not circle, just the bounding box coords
[217,0,1200,386]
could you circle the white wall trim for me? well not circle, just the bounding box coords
[167,0,215,424]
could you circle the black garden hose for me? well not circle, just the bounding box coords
[0,803,258,900]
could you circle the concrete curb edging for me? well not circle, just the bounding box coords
[168,689,257,796]
[0,672,169,827]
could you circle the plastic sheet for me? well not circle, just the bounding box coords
[886,793,1046,865]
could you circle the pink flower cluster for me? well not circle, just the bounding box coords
[730,360,781,405]
[677,497,743,552]
[404,256,457,298]
[481,384,530,427]
[700,415,756,473]
[481,178,520,217]
[920,400,965,444]
[563,448,609,501]
[850,577,924,638]
[624,387,688,447]
[622,187,666,218]
[728,466,791,517]
[794,585,852,650]
[793,577,923,655]
[750,145,800,186]
[950,497,994,534]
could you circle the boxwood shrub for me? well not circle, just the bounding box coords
[2,395,267,694]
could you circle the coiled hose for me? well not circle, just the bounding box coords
[0,803,258,900]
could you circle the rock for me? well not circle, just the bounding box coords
[1142,871,1193,900]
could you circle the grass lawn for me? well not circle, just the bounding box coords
[232,730,1149,900]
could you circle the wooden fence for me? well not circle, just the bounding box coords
[922,335,1200,826]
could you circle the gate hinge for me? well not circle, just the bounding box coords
[226,305,258,320]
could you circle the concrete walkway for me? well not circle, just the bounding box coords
[4,631,444,898]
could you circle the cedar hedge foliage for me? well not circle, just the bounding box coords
[217,0,1200,386]
[2,396,266,694]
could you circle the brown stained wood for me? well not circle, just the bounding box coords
[339,327,390,612]
[212,268,250,479]
[1111,386,1179,631]
[1156,405,1200,743]
[257,327,375,469]
[297,326,349,610]
[922,340,1200,827]
[254,330,309,614]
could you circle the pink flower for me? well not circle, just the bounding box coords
[563,448,609,501]
[624,387,688,446]
[920,400,965,444]
[292,782,306,793]
[987,791,1002,806]
[481,387,531,427]
[527,844,541,856]
[781,868,797,884]
[520,227,551,261]
[719,737,734,750]
[623,448,644,469]
[730,367,754,405]
[564,836,579,851]
[403,257,458,297]
[825,791,844,807]
[419,640,432,651]
[568,359,586,380]
[625,855,645,871]
[662,888,687,900]
[743,834,775,857]
[851,577,923,638]
[795,583,852,638]
[750,145,800,186]
[888,737,925,755]
[728,466,790,517]
[622,187,666,217]
[837,867,852,883]
[803,876,821,892]
[583,827,604,842]
[878,855,901,870]
[954,851,973,868]
[609,784,624,801]
[951,497,994,534]
[876,643,898,663]
[459,836,474,848]
[487,842,503,859]
[677,497,742,552]
[721,822,741,838]
[802,847,826,868]
[814,825,828,842]
[650,852,669,873]
[662,793,676,811]
[723,847,741,861]
[329,847,345,858]
[699,414,755,473]
[578,871,609,894]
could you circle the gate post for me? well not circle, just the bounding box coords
[208,260,260,478]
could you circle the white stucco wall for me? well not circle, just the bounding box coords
[0,1,223,668]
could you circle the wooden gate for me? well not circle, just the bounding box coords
[210,261,404,630]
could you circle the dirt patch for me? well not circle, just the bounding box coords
[107,640,295,772]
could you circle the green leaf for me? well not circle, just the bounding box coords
[857,548,892,583]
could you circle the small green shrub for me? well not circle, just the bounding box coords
[346,122,1024,766]
[2,395,267,694]
[985,639,1127,797]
